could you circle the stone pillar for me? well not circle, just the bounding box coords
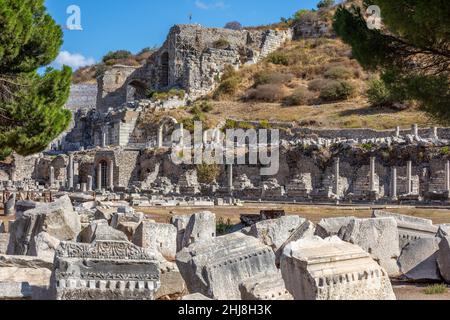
[445,161,450,193]
[4,193,16,216]
[67,154,74,190]
[81,183,87,193]
[407,161,413,194]
[101,130,107,148]
[369,157,377,192]
[391,167,397,200]
[49,166,55,188]
[108,160,114,191]
[228,164,233,194]
[334,158,340,196]
[157,126,163,148]
[97,163,102,191]
[9,168,16,182]
[433,127,439,140]
[412,124,419,138]
[395,126,401,138]
[87,175,93,192]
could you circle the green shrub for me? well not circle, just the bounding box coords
[319,80,357,102]
[308,78,328,92]
[424,284,447,295]
[253,71,294,87]
[284,87,313,106]
[324,66,354,80]
[238,121,255,130]
[213,38,230,49]
[259,119,271,129]
[197,164,221,184]
[268,52,290,66]
[441,146,449,155]
[148,88,186,101]
[367,79,396,107]
[214,76,240,98]
[216,217,234,236]
[224,119,238,130]
[361,142,374,151]
[102,50,133,63]
[246,84,288,102]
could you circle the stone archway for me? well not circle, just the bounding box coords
[157,116,178,148]
[160,52,169,88]
[126,80,148,102]
[95,159,114,190]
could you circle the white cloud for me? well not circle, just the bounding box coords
[52,51,96,70]
[195,0,227,10]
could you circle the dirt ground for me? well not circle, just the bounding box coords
[393,282,450,300]
[137,203,450,225]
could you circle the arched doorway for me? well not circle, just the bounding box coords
[99,160,108,189]
[126,80,148,102]
[160,52,169,88]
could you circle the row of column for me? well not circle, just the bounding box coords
[333,157,450,199]
[395,124,439,140]
[96,160,114,191]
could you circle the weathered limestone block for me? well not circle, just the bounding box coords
[171,215,192,252]
[437,224,450,238]
[398,238,442,281]
[280,237,396,300]
[79,220,128,243]
[339,218,400,276]
[176,233,277,300]
[182,211,216,248]
[155,253,186,300]
[437,237,450,283]
[29,232,61,261]
[15,200,38,217]
[51,241,160,300]
[241,216,307,254]
[373,210,438,249]
[0,282,32,300]
[239,272,293,300]
[111,210,145,240]
[0,233,9,254]
[133,221,177,261]
[94,206,116,222]
[181,293,213,300]
[7,195,81,256]
[275,220,316,266]
[315,217,356,238]
[0,254,53,299]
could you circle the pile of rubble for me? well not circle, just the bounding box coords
[1,196,450,300]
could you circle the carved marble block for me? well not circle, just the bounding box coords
[51,240,160,300]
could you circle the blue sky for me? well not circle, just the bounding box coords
[45,0,320,69]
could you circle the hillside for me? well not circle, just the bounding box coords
[175,37,436,130]
[74,12,436,130]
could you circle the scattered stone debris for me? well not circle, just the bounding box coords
[176,233,277,300]
[280,236,396,300]
[398,238,442,281]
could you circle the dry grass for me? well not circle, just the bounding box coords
[206,99,434,130]
[424,284,448,295]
